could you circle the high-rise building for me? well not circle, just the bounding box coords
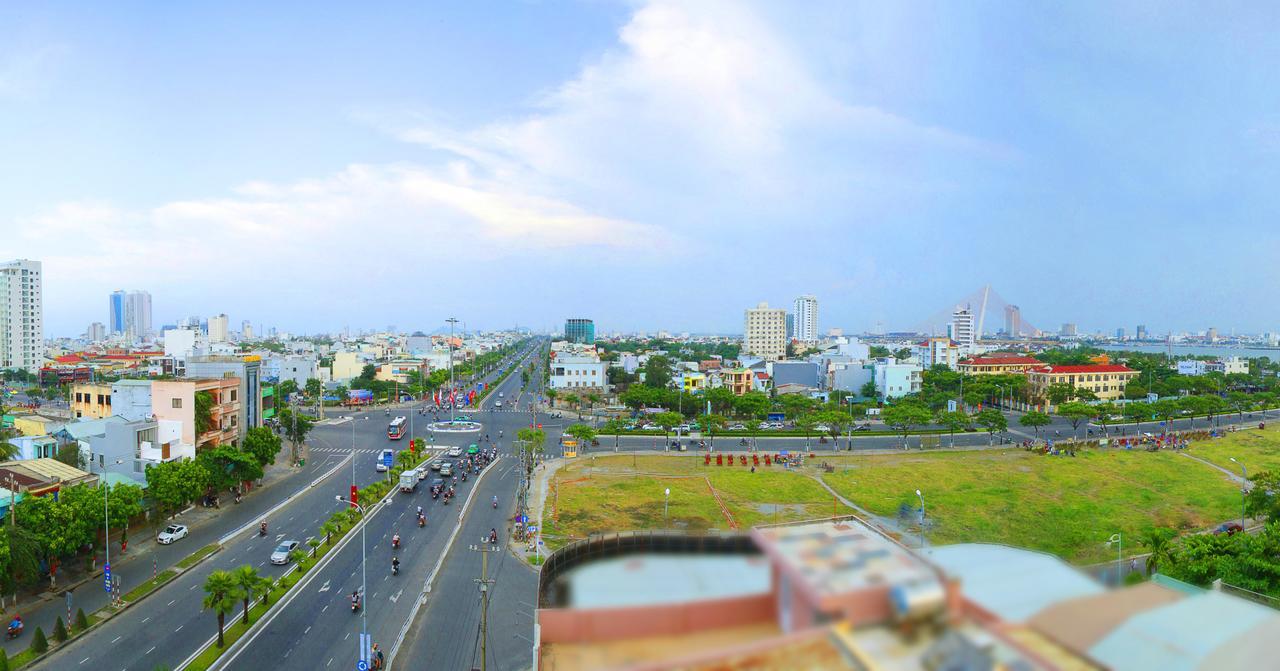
[109,290,152,338]
[1060,323,1078,337]
[793,295,818,342]
[87,322,106,342]
[109,290,127,335]
[564,318,595,344]
[126,290,152,338]
[1115,327,1126,340]
[1136,324,1148,340]
[947,306,975,348]
[241,320,254,340]
[744,302,787,360]
[1207,327,1219,342]
[785,313,794,340]
[0,259,44,372]
[1004,305,1022,336]
[209,314,230,343]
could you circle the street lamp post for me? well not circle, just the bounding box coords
[1107,533,1122,587]
[336,496,368,658]
[446,318,459,423]
[94,457,124,600]
[915,489,925,551]
[664,488,670,527]
[1230,457,1247,529]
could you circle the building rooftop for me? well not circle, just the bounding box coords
[1027,581,1184,656]
[562,554,770,609]
[926,544,1104,622]
[960,355,1042,365]
[752,519,937,601]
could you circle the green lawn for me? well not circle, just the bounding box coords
[823,448,1240,563]
[121,569,178,603]
[176,543,220,569]
[541,456,834,549]
[545,446,1247,564]
[1185,424,1280,475]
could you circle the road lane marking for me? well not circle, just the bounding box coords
[304,626,311,635]
[322,604,329,612]
[390,588,403,603]
[111,635,122,643]
[319,579,331,593]
[189,584,196,590]
[146,646,156,655]
[175,625,183,632]
[327,657,333,666]
[80,657,90,665]
[141,617,150,623]
[167,599,176,606]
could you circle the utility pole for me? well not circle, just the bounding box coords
[471,540,498,671]
[447,318,459,423]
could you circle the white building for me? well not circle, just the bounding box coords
[208,314,229,342]
[947,306,975,348]
[873,360,923,400]
[241,320,254,340]
[163,328,197,359]
[793,295,818,342]
[87,321,107,342]
[127,290,152,339]
[0,259,44,372]
[549,354,608,390]
[1176,360,1207,376]
[744,302,787,361]
[1206,357,1249,375]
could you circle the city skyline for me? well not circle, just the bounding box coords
[6,2,1280,336]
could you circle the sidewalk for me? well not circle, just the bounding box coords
[1,448,305,656]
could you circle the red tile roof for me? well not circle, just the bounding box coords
[54,354,85,364]
[961,356,1042,366]
[1030,364,1136,374]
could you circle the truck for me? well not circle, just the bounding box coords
[399,469,419,493]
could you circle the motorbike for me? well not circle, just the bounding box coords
[259,524,268,537]
[6,621,22,640]
[461,472,468,482]
[492,499,498,509]
[418,514,426,528]
[392,561,400,576]
[392,536,401,550]
[351,599,361,613]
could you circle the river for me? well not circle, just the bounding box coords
[1097,343,1280,361]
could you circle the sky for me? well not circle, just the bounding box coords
[5,1,1280,338]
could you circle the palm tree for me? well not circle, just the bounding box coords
[202,570,240,648]
[231,565,262,625]
[320,521,339,546]
[1138,527,1176,576]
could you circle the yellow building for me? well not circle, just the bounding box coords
[681,372,707,394]
[1026,364,1139,402]
[71,382,113,419]
[956,355,1044,376]
[722,369,754,396]
[13,414,61,437]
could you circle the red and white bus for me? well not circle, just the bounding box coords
[388,416,407,440]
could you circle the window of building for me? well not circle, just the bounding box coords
[172,398,182,408]
[231,390,237,401]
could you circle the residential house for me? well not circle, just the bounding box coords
[151,377,240,449]
[7,435,58,460]
[550,354,608,391]
[70,382,113,419]
[1177,360,1207,376]
[722,368,754,396]
[111,378,154,421]
[375,359,429,385]
[679,372,707,394]
[185,354,264,429]
[915,337,960,369]
[873,360,923,399]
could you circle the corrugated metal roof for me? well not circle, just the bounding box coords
[926,543,1104,622]
[1089,591,1278,671]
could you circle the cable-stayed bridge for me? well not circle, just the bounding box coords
[912,285,1041,338]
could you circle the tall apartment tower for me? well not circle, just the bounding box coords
[947,306,975,347]
[0,259,44,372]
[87,322,107,342]
[744,302,787,360]
[1004,305,1021,336]
[1136,324,1148,340]
[127,290,152,339]
[109,290,127,335]
[793,295,818,342]
[564,318,595,344]
[208,314,230,343]
[242,320,254,340]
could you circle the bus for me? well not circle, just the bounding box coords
[388,416,407,440]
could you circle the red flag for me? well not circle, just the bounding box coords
[350,484,358,506]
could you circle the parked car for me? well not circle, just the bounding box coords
[727,423,746,431]
[156,524,188,545]
[813,424,831,432]
[270,540,300,565]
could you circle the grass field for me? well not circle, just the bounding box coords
[540,455,836,549]
[1184,424,1280,475]
[822,448,1239,563]
[544,443,1247,564]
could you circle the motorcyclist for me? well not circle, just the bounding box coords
[392,557,400,575]
[492,495,498,508]
[488,528,498,543]
[416,505,423,517]
[392,533,401,549]
[259,521,268,536]
[418,512,426,527]
[351,591,361,610]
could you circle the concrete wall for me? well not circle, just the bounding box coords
[537,592,774,644]
[151,381,196,446]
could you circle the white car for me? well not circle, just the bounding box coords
[448,447,463,457]
[157,524,188,544]
[813,424,831,432]
[727,424,747,431]
[270,540,300,565]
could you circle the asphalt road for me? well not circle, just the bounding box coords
[26,342,541,671]
[220,341,545,671]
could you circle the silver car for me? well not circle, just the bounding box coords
[270,540,300,565]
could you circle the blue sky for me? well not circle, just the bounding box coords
[5,1,1280,338]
